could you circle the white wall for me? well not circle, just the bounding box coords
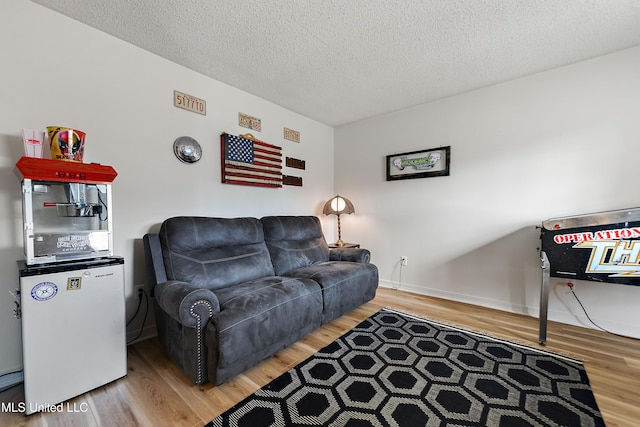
[0,0,334,377]
[3,1,638,384]
[335,46,640,339]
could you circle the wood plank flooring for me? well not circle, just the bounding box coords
[1,287,639,426]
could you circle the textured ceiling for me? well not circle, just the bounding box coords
[30,0,640,126]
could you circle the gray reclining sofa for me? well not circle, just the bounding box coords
[143,215,378,385]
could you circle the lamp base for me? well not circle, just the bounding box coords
[334,239,345,247]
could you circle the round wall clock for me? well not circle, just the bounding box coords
[173,136,202,163]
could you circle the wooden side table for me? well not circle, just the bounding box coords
[328,243,360,249]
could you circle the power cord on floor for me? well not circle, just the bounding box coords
[566,282,639,340]
[394,258,404,290]
[126,288,143,326]
[127,288,149,345]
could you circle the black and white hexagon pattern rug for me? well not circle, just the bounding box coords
[207,308,604,427]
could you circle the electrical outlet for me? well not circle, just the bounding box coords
[401,256,408,266]
[135,284,145,294]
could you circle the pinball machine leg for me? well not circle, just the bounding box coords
[539,251,550,345]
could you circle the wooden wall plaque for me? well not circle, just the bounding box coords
[286,157,306,170]
[283,175,303,187]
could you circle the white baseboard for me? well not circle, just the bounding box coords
[378,279,640,339]
[379,279,534,317]
[0,371,23,392]
[127,324,157,345]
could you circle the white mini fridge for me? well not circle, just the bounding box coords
[18,257,126,415]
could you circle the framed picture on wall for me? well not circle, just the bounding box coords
[386,146,451,181]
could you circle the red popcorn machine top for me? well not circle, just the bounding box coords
[15,156,118,265]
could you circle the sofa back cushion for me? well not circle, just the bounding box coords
[159,216,275,289]
[261,216,330,275]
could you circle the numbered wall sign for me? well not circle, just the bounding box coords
[174,90,206,115]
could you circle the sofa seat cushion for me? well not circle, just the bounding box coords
[210,276,322,368]
[284,261,379,319]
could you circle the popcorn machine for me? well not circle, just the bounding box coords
[15,156,126,415]
[16,156,117,265]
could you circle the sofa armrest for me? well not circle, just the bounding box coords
[143,233,167,297]
[330,248,371,263]
[155,281,220,328]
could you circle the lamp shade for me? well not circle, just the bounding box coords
[323,195,355,215]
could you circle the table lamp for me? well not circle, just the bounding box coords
[323,195,355,247]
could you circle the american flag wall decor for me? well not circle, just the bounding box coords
[220,133,283,188]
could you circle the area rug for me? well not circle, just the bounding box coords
[207,308,604,426]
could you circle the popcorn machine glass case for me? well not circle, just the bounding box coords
[15,157,118,265]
